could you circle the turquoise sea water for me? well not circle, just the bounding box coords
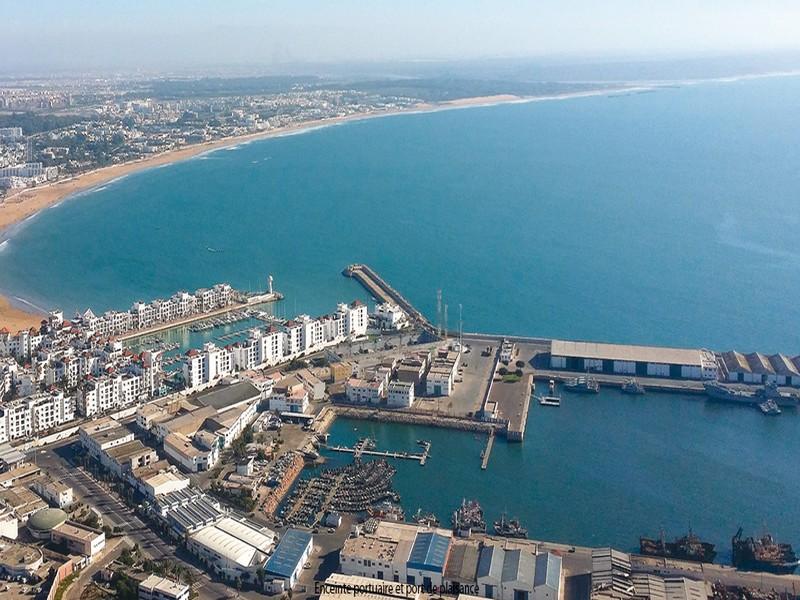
[1,76,800,352]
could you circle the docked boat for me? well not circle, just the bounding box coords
[412,508,440,527]
[621,378,645,395]
[758,399,781,415]
[755,382,799,407]
[564,376,599,394]
[732,528,799,574]
[494,513,528,539]
[538,379,561,406]
[703,381,756,404]
[639,530,717,563]
[452,499,486,537]
[366,501,405,522]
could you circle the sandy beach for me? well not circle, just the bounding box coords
[0,295,42,332]
[0,88,631,331]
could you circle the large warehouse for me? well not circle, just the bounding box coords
[549,340,718,380]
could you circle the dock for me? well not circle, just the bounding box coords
[343,264,436,334]
[481,429,495,470]
[326,437,431,465]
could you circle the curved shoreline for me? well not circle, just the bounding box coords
[1,89,639,330]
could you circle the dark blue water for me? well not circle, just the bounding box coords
[1,76,800,353]
[323,382,800,558]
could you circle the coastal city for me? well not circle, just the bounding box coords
[0,80,419,194]
[0,261,797,600]
[2,4,800,600]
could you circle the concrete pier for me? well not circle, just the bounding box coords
[481,429,495,470]
[325,437,431,465]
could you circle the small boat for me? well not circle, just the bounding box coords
[759,399,781,415]
[564,376,599,394]
[622,378,645,395]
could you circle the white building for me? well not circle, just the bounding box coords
[50,521,105,559]
[0,391,75,442]
[138,574,190,600]
[268,376,310,414]
[499,340,516,364]
[163,432,219,473]
[33,478,74,509]
[340,300,369,338]
[183,343,233,391]
[346,378,385,404]
[387,381,415,408]
[374,303,407,330]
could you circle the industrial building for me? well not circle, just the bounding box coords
[187,516,276,581]
[476,545,562,600]
[550,340,718,380]
[341,521,453,588]
[720,350,800,386]
[263,528,314,593]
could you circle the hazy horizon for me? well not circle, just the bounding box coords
[5,1,800,74]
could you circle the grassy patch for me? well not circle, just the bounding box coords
[502,374,521,383]
[54,571,80,600]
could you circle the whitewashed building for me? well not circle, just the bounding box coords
[387,381,414,408]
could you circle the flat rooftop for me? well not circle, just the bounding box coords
[139,574,189,597]
[52,521,101,542]
[106,440,155,462]
[551,339,706,366]
[194,381,261,411]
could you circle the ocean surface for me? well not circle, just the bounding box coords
[1,75,800,353]
[320,382,800,558]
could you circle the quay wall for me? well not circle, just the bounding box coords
[330,405,495,432]
[262,452,304,517]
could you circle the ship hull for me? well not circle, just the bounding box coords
[732,560,799,575]
[640,538,717,563]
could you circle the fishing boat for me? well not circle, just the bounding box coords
[564,376,599,394]
[452,499,486,537]
[412,508,440,527]
[732,528,799,574]
[621,378,646,395]
[758,399,781,415]
[640,529,717,563]
[494,513,528,538]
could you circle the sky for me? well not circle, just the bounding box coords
[5,1,800,73]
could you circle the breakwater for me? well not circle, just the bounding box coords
[343,263,436,334]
